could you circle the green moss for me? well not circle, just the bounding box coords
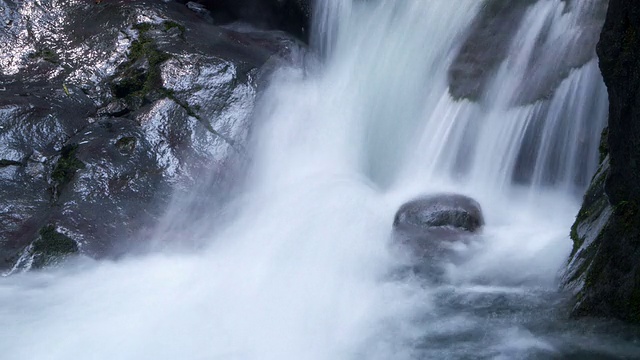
[132,22,153,33]
[30,48,60,64]
[31,225,78,269]
[111,22,171,103]
[51,144,85,185]
[614,200,640,233]
[599,127,609,163]
[115,136,137,155]
[163,20,185,35]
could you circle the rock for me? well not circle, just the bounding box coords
[449,0,535,101]
[177,0,311,42]
[563,0,640,324]
[0,0,305,272]
[449,0,608,104]
[394,193,484,235]
[393,193,484,258]
[392,193,484,278]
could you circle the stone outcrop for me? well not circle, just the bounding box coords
[0,0,304,272]
[564,0,640,323]
[176,0,311,41]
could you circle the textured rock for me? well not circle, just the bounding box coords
[177,0,311,41]
[0,0,304,272]
[393,193,484,258]
[564,0,640,323]
[449,0,608,104]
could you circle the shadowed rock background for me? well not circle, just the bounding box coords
[563,0,640,324]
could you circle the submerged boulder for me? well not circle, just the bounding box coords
[393,193,484,257]
[392,193,484,278]
[394,193,484,235]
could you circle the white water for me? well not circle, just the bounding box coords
[0,0,619,359]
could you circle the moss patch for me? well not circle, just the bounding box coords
[115,136,137,155]
[111,22,171,103]
[163,20,185,36]
[52,144,85,185]
[31,225,78,269]
[30,48,60,64]
[599,127,609,163]
[50,144,85,199]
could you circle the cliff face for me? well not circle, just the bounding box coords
[564,0,640,323]
[0,0,305,273]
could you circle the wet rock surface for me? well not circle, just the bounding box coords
[449,0,608,104]
[176,0,311,41]
[393,193,484,260]
[0,0,304,272]
[564,0,640,324]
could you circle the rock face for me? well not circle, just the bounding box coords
[564,0,640,323]
[449,0,608,104]
[177,0,311,41]
[0,0,304,272]
[393,193,484,257]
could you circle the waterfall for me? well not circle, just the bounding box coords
[1,0,627,359]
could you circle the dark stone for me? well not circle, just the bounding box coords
[30,225,79,269]
[394,193,484,235]
[564,0,640,324]
[392,194,484,278]
[177,0,311,42]
[0,0,305,272]
[449,0,608,104]
[449,0,536,101]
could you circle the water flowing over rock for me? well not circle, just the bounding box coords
[564,0,640,324]
[0,0,304,272]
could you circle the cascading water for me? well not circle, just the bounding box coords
[1,0,639,359]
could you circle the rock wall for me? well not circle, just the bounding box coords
[564,0,640,323]
[0,0,304,272]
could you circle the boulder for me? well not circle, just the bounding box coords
[392,193,484,278]
[563,0,640,324]
[0,0,305,272]
[393,193,484,236]
[176,0,312,41]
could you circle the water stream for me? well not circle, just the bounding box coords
[1,0,639,359]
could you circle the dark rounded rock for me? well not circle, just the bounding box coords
[393,193,484,235]
[392,194,484,279]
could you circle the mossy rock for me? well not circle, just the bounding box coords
[110,22,172,105]
[51,144,85,197]
[30,48,60,64]
[31,225,79,269]
[115,136,137,155]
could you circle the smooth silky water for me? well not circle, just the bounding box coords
[1,0,639,359]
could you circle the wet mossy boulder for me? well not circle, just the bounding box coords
[30,225,79,269]
[0,0,304,272]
